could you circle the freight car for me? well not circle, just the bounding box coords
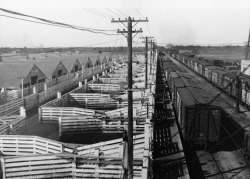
[166,52,250,158]
[160,55,222,147]
[172,52,250,108]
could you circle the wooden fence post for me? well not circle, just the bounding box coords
[44,83,48,95]
[19,106,26,118]
[58,117,62,137]
[0,157,6,179]
[38,107,42,123]
[85,98,88,109]
[84,79,88,91]
[57,91,61,99]
[32,86,37,94]
[78,81,83,88]
[142,119,151,179]
[72,156,76,179]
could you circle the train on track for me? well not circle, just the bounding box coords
[158,53,223,147]
[169,52,250,109]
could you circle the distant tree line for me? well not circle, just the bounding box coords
[0,46,144,55]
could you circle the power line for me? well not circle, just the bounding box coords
[135,9,144,17]
[0,14,73,29]
[82,9,112,21]
[113,9,127,17]
[0,8,118,36]
[106,8,121,17]
[0,8,115,32]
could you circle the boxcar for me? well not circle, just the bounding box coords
[223,71,237,97]
[175,84,222,145]
[240,74,250,107]
[211,69,226,88]
[162,54,223,146]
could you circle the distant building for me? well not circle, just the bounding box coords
[71,59,82,73]
[241,59,250,75]
[51,61,68,79]
[23,64,47,88]
[85,57,93,68]
[0,55,97,90]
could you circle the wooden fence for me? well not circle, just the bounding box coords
[1,154,143,179]
[58,115,145,136]
[87,83,122,93]
[77,134,145,158]
[68,93,119,109]
[99,77,127,84]
[0,99,23,117]
[105,105,146,119]
[0,133,147,179]
[59,116,103,136]
[0,115,25,135]
[0,135,74,156]
[39,107,98,123]
[108,73,127,78]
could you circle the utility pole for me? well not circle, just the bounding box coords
[236,75,241,112]
[246,28,250,59]
[140,36,154,89]
[112,17,148,179]
[236,28,250,112]
[151,40,156,75]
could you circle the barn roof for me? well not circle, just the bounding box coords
[0,52,111,89]
[0,62,34,89]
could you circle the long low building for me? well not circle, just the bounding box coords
[0,52,112,90]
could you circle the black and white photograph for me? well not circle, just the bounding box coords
[0,0,250,178]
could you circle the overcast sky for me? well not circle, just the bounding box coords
[1,0,250,47]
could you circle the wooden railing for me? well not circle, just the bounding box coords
[1,154,143,179]
[0,99,23,116]
[0,135,74,156]
[99,77,127,84]
[87,83,122,93]
[39,107,97,123]
[0,115,25,135]
[59,115,145,136]
[68,93,119,109]
[77,134,145,158]
[105,105,146,119]
[59,116,103,136]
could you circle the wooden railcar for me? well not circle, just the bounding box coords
[161,56,222,146]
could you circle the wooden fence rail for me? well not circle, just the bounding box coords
[99,77,127,84]
[68,93,119,109]
[59,116,103,136]
[87,83,122,93]
[77,134,145,158]
[0,135,75,156]
[1,154,143,179]
[0,99,23,117]
[0,115,25,135]
[58,116,145,136]
[39,107,98,123]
